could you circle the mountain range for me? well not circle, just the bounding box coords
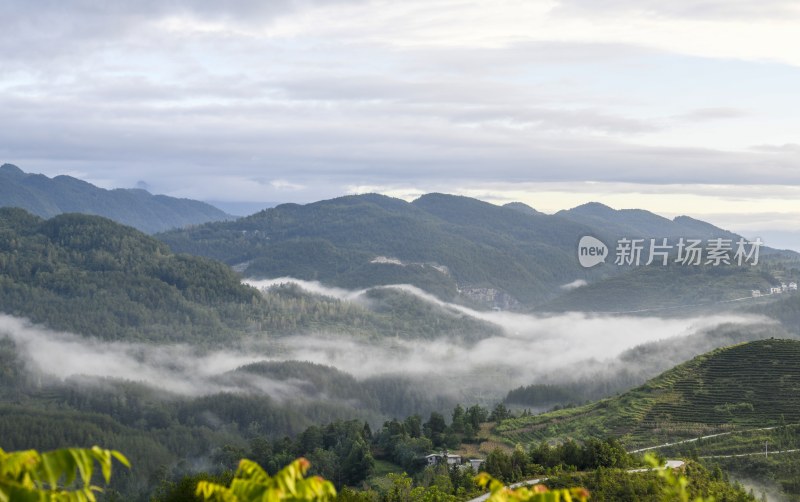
[1,164,797,311]
[159,193,799,310]
[0,163,231,233]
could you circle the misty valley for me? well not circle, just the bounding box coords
[1,182,800,501]
[5,0,800,499]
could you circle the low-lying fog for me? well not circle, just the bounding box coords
[0,278,784,410]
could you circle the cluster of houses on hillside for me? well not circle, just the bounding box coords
[425,452,484,471]
[751,281,798,297]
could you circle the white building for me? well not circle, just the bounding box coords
[469,459,485,471]
[751,290,762,297]
[771,287,783,294]
[790,282,798,291]
[425,453,462,466]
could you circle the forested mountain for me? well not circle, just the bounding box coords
[540,264,780,312]
[545,246,800,312]
[0,207,498,344]
[0,163,232,233]
[158,193,597,306]
[158,192,798,310]
[0,207,260,343]
[556,202,743,241]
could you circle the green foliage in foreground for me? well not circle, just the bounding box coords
[539,455,754,502]
[196,457,336,502]
[0,445,761,502]
[651,422,800,500]
[0,446,129,501]
[476,472,588,502]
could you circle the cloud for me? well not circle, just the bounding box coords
[243,279,779,393]
[553,0,800,20]
[0,276,776,407]
[750,143,800,153]
[2,0,800,234]
[270,179,306,191]
[673,107,749,122]
[244,278,367,301]
[561,279,588,290]
[0,315,263,396]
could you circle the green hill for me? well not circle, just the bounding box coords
[158,193,601,306]
[539,264,782,313]
[0,163,232,233]
[158,192,796,310]
[0,207,498,343]
[556,202,743,241]
[496,339,800,449]
[0,208,259,343]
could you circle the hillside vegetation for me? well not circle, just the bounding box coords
[158,193,595,306]
[0,208,499,343]
[497,339,800,448]
[158,193,798,309]
[541,264,782,313]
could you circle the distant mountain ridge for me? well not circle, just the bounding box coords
[5,161,789,310]
[556,202,742,240]
[0,163,232,233]
[158,192,796,309]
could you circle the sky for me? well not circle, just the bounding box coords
[2,1,799,249]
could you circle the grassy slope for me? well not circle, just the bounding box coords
[497,339,800,449]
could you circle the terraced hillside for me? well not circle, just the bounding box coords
[497,339,800,449]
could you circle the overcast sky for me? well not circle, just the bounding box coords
[2,1,799,249]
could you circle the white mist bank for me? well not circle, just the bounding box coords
[272,313,768,380]
[0,315,266,396]
[247,277,769,376]
[0,274,776,404]
[245,278,367,302]
[246,278,775,397]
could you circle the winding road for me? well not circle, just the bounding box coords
[466,460,685,502]
[467,424,800,501]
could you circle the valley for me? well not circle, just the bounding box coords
[0,187,798,500]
